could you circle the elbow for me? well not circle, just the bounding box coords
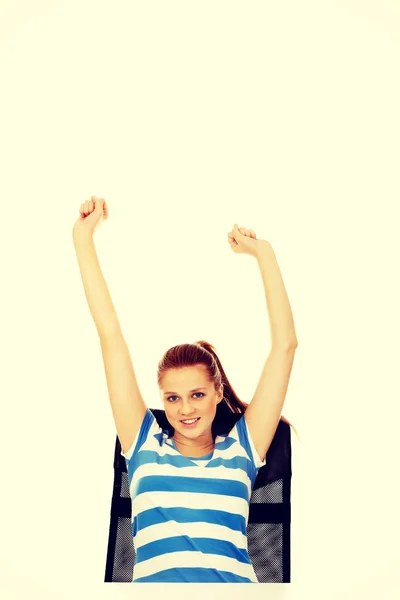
[274,338,298,352]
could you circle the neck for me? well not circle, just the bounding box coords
[172,436,214,451]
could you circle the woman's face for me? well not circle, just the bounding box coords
[160,364,223,445]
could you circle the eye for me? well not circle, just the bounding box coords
[166,392,205,402]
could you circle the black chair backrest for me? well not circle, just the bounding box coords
[104,409,292,583]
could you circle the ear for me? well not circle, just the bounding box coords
[216,384,224,404]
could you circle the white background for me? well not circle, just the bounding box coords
[1,1,399,599]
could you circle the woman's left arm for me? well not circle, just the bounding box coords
[244,240,298,462]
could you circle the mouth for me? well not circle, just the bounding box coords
[180,417,201,428]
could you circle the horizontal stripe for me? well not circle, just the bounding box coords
[206,456,253,478]
[131,459,252,497]
[132,491,249,520]
[129,448,251,473]
[132,550,258,581]
[134,519,247,549]
[126,454,253,503]
[133,507,247,536]
[133,567,256,583]
[134,474,249,501]
[136,536,251,565]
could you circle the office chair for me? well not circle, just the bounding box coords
[104,408,292,583]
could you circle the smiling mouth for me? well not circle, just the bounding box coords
[180,418,200,425]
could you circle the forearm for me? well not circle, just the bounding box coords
[73,232,121,338]
[256,241,298,348]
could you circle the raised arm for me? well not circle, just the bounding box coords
[72,197,147,455]
[228,226,298,462]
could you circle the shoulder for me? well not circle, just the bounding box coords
[229,414,266,470]
[121,408,165,461]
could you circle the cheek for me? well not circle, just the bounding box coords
[204,399,217,414]
[165,403,180,419]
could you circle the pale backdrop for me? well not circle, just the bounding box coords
[0,1,399,599]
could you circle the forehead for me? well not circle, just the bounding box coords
[161,365,209,390]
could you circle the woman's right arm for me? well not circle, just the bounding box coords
[73,220,147,456]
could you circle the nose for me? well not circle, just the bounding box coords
[179,401,196,417]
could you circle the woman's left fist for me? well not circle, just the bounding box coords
[227,224,262,258]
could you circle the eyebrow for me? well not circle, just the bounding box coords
[163,387,207,395]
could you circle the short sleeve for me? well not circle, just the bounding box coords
[120,408,158,461]
[235,414,267,470]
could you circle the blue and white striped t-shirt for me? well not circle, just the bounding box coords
[121,408,266,583]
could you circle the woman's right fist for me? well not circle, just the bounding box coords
[73,196,109,238]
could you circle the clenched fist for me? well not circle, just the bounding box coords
[73,196,109,238]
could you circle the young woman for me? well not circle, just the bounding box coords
[73,195,298,583]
